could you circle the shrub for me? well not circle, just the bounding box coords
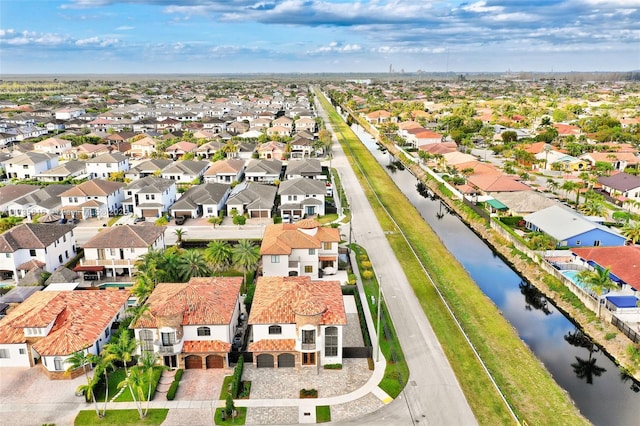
[605,332,617,341]
[166,369,184,401]
[362,270,374,281]
[347,273,357,285]
[273,216,282,224]
[323,363,342,370]
[225,394,235,418]
[232,215,246,226]
[361,260,372,269]
[231,357,244,398]
[300,388,318,398]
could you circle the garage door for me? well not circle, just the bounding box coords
[250,210,268,218]
[206,355,224,369]
[141,209,157,218]
[173,211,193,218]
[278,353,295,368]
[256,354,274,368]
[184,355,202,369]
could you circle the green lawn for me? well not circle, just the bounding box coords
[316,405,331,423]
[317,89,588,426]
[94,367,162,403]
[75,409,168,425]
[219,375,233,399]
[214,407,247,425]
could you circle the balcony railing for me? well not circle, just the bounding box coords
[80,259,135,267]
[153,339,183,355]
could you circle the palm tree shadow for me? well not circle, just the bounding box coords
[564,329,606,385]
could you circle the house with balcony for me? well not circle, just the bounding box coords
[59,179,125,219]
[86,152,130,179]
[248,275,346,369]
[289,137,315,159]
[260,219,340,279]
[0,290,128,378]
[76,223,166,279]
[1,152,58,180]
[131,277,243,369]
[278,178,326,219]
[122,176,177,218]
[0,223,76,285]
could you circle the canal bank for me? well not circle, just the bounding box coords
[346,112,640,384]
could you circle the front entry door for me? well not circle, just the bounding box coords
[302,352,315,366]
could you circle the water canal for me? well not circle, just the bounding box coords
[351,125,640,425]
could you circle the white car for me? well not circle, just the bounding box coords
[282,213,290,223]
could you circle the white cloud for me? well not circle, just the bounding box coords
[75,36,119,47]
[116,26,134,31]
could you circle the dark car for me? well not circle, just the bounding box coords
[58,218,67,224]
[133,217,146,224]
[175,216,186,225]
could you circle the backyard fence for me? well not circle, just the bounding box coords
[612,316,640,344]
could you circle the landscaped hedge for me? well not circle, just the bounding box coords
[499,216,524,226]
[166,369,184,401]
[231,357,244,398]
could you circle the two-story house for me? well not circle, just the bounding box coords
[35,161,87,183]
[248,276,346,369]
[5,184,73,218]
[131,277,243,369]
[33,137,72,156]
[244,159,282,183]
[2,152,59,180]
[257,141,287,160]
[86,152,130,179]
[0,223,76,285]
[166,141,198,159]
[203,158,245,184]
[76,223,166,280]
[284,159,323,180]
[59,179,125,219]
[128,136,158,159]
[122,177,177,218]
[260,219,340,278]
[0,290,129,379]
[278,178,326,219]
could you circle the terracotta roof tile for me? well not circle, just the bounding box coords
[0,290,129,355]
[183,340,231,353]
[572,246,640,291]
[260,223,340,255]
[83,223,166,249]
[248,339,295,352]
[132,277,241,329]
[248,276,346,326]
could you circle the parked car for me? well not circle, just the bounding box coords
[232,335,243,350]
[58,218,67,224]
[133,217,145,224]
[282,213,290,223]
[175,216,186,225]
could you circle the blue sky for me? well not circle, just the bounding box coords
[1,0,639,74]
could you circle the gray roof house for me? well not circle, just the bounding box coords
[278,177,326,219]
[123,176,177,218]
[161,160,210,183]
[524,205,627,248]
[226,182,277,218]
[170,182,231,219]
[491,191,556,216]
[598,172,640,202]
[284,158,323,180]
[35,160,87,183]
[6,184,74,218]
[244,159,282,183]
[125,159,173,180]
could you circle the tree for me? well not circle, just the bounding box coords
[546,178,559,193]
[561,181,579,202]
[232,239,260,293]
[138,351,163,417]
[621,222,640,244]
[118,365,145,419]
[576,267,618,317]
[173,228,186,248]
[103,329,137,378]
[208,216,223,229]
[579,200,606,217]
[177,249,210,281]
[66,351,101,418]
[501,130,518,143]
[94,352,116,417]
[233,215,247,226]
[205,240,233,275]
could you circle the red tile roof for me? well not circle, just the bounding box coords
[183,340,231,353]
[0,290,129,355]
[572,246,640,291]
[260,223,340,255]
[132,277,242,329]
[248,339,296,352]
[248,276,346,326]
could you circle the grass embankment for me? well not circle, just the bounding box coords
[317,90,587,425]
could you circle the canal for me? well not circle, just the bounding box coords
[351,125,640,425]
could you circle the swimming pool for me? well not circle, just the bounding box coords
[560,270,587,289]
[98,282,133,289]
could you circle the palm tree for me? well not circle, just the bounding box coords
[561,180,578,203]
[103,329,137,377]
[621,222,640,244]
[204,240,233,275]
[579,199,606,217]
[159,248,182,282]
[173,228,186,248]
[546,178,559,194]
[118,366,145,419]
[138,351,164,417]
[94,353,115,417]
[66,350,101,418]
[177,249,210,281]
[232,239,260,293]
[576,267,618,317]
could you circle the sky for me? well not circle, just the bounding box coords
[1,0,639,75]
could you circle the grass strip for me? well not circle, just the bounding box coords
[214,407,247,425]
[316,405,331,423]
[75,409,168,425]
[317,89,587,426]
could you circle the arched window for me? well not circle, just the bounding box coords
[325,327,338,357]
[197,326,211,337]
[268,325,282,335]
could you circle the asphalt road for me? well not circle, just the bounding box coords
[316,95,477,426]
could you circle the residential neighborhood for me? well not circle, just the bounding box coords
[0,77,639,425]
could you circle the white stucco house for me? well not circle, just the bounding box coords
[59,179,125,219]
[2,152,59,180]
[122,176,177,218]
[86,152,130,179]
[131,277,243,369]
[278,178,326,218]
[248,275,346,368]
[0,223,76,285]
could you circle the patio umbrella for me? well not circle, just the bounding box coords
[38,213,61,223]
